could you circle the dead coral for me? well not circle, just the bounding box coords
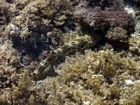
[74,0,135,43]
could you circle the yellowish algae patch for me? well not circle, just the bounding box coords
[44,50,140,105]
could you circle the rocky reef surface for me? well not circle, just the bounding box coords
[0,0,140,105]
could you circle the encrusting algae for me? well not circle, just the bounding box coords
[0,0,140,105]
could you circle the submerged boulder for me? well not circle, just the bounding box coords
[74,0,135,42]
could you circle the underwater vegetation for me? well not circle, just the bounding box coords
[0,0,140,105]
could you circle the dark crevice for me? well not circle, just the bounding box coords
[12,36,52,61]
[6,0,14,4]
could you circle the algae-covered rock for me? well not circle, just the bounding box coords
[74,0,135,43]
[0,0,140,105]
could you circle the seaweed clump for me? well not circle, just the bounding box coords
[0,0,139,105]
[3,0,135,60]
[44,50,140,105]
[0,49,140,105]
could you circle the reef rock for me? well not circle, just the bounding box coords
[74,0,135,42]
